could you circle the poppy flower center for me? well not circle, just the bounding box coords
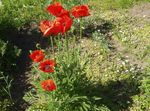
[62,22,66,26]
[45,65,51,70]
[46,83,51,88]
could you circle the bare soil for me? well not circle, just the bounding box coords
[129,3,150,21]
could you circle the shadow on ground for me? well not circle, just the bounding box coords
[0,19,49,111]
[83,20,114,38]
[74,74,140,111]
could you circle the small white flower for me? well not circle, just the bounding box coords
[122,61,125,66]
[77,19,80,22]
[143,15,146,18]
[117,70,120,73]
[125,59,129,63]
[119,30,123,33]
[125,56,129,58]
[125,70,129,73]
[130,67,134,71]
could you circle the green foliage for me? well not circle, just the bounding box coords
[0,72,13,111]
[25,34,142,111]
[0,99,12,111]
[0,39,20,76]
[25,43,106,111]
[0,36,20,110]
[90,0,150,10]
[62,0,89,9]
[133,65,150,110]
[0,0,50,28]
[0,0,89,28]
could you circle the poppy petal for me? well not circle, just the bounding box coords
[29,50,45,62]
[41,79,56,91]
[71,5,90,18]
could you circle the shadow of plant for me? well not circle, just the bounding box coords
[83,20,114,38]
[73,75,140,111]
[0,19,49,110]
[100,80,139,110]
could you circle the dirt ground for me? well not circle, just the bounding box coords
[129,3,150,21]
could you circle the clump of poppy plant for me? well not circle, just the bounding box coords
[29,2,90,92]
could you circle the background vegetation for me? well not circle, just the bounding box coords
[0,0,150,110]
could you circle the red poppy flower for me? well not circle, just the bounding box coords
[61,16,73,34]
[39,60,55,73]
[39,20,53,36]
[41,79,56,91]
[71,5,90,18]
[39,20,62,36]
[29,50,45,62]
[47,2,69,17]
[54,16,73,34]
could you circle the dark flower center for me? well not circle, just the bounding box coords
[45,65,51,70]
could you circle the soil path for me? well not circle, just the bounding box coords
[129,3,150,21]
[109,37,148,68]
[109,3,150,68]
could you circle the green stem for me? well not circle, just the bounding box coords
[57,35,61,53]
[80,0,82,4]
[65,33,69,50]
[2,73,13,102]
[64,33,69,61]
[79,18,83,63]
[50,37,55,59]
[50,74,56,83]
[79,18,83,40]
[73,34,76,48]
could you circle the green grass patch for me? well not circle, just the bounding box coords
[90,0,150,10]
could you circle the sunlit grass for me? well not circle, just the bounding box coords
[0,0,150,110]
